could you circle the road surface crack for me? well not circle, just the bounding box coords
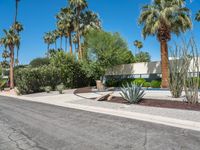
[143,128,148,150]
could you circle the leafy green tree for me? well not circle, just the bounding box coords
[84,30,134,74]
[195,10,200,21]
[135,51,151,62]
[29,57,50,67]
[138,0,192,88]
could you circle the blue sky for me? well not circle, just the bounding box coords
[0,0,200,64]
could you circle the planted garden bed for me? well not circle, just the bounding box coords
[74,87,200,111]
[108,97,200,111]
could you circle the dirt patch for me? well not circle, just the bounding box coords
[108,97,200,111]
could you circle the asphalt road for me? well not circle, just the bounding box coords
[0,96,200,150]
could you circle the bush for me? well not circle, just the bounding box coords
[143,82,151,88]
[56,83,65,94]
[133,78,146,86]
[15,52,92,94]
[29,57,50,67]
[106,79,118,87]
[151,80,161,88]
[120,83,145,104]
[44,86,52,93]
[120,78,134,86]
[15,66,61,94]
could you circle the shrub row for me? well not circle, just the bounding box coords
[15,65,90,94]
[106,78,161,88]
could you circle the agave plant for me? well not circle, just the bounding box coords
[120,83,145,104]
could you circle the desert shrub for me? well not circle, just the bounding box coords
[151,80,161,88]
[44,86,52,93]
[120,83,145,104]
[56,83,65,94]
[133,78,146,86]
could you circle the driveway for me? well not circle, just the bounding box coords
[0,96,200,150]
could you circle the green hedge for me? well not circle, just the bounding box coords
[15,65,90,94]
[151,80,161,88]
[15,66,61,94]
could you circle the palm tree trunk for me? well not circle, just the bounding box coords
[60,36,63,49]
[55,41,57,50]
[160,40,169,88]
[14,0,18,23]
[9,45,15,89]
[78,33,82,59]
[69,32,73,55]
[77,9,82,60]
[65,36,68,52]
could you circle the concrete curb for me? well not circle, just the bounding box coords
[1,93,200,131]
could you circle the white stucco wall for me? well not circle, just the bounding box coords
[106,59,200,76]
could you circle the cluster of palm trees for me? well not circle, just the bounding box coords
[138,0,200,88]
[0,0,23,89]
[196,11,200,21]
[43,0,101,59]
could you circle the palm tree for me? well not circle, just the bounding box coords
[56,7,75,54]
[195,10,200,21]
[138,0,192,88]
[43,32,54,54]
[53,30,59,49]
[0,29,20,89]
[14,0,20,23]
[69,0,88,60]
[12,21,23,65]
[134,40,143,54]
[13,0,22,65]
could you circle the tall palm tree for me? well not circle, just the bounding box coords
[134,40,143,54]
[43,32,54,54]
[13,0,22,65]
[69,0,88,60]
[0,29,20,89]
[195,10,200,21]
[138,0,192,88]
[52,30,59,49]
[14,0,20,23]
[56,7,75,54]
[80,11,101,35]
[12,21,23,65]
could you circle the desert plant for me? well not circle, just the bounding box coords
[151,80,161,88]
[120,83,145,104]
[44,86,52,93]
[0,79,7,91]
[183,39,199,104]
[168,44,189,98]
[56,83,65,94]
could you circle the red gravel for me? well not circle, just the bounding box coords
[109,97,200,111]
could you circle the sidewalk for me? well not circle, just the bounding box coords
[1,89,200,132]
